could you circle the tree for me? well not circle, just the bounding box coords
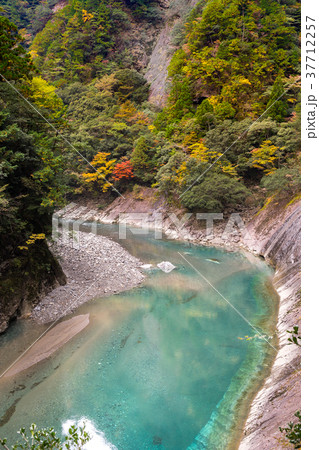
[156,151,187,196]
[250,140,280,174]
[0,14,35,81]
[266,75,288,122]
[0,13,69,268]
[131,136,155,183]
[158,0,300,133]
[195,99,216,131]
[112,159,134,181]
[181,172,250,212]
[0,422,90,449]
[0,97,69,256]
[261,166,300,196]
[112,69,149,104]
[82,152,116,192]
[27,76,65,119]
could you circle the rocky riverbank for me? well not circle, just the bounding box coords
[239,198,301,449]
[31,231,145,324]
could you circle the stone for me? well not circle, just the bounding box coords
[157,261,176,273]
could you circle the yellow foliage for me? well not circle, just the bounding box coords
[135,111,150,125]
[82,152,116,192]
[115,101,138,121]
[237,77,251,86]
[187,142,238,177]
[29,49,38,60]
[221,162,238,177]
[114,101,149,125]
[175,161,188,186]
[189,142,212,162]
[82,9,94,22]
[182,132,198,147]
[95,73,116,95]
[28,76,64,115]
[207,96,219,107]
[250,140,279,174]
[18,233,46,250]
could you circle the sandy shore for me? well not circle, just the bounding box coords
[4,314,90,378]
[31,231,145,324]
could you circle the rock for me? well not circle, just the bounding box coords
[157,261,176,273]
[140,264,153,270]
[31,231,145,324]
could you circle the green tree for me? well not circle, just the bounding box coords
[0,13,69,262]
[0,14,35,81]
[112,69,149,104]
[181,172,250,212]
[131,136,151,182]
[156,151,187,196]
[261,166,300,196]
[195,99,216,131]
[266,74,289,122]
[158,0,300,132]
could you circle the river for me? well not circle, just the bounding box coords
[0,224,278,449]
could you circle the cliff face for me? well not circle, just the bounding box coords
[0,242,66,333]
[239,199,301,449]
[145,0,201,106]
[57,191,301,449]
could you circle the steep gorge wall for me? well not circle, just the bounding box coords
[239,199,301,449]
[145,0,201,106]
[0,242,66,333]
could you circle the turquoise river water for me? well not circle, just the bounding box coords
[0,224,278,449]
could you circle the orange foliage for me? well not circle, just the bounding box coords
[112,160,134,181]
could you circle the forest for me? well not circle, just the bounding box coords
[0,0,301,305]
[0,0,301,244]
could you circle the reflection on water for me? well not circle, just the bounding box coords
[0,225,278,449]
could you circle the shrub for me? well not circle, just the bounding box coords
[0,422,90,449]
[181,172,250,212]
[113,69,149,104]
[261,166,300,196]
[279,411,301,449]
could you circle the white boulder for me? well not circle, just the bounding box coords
[140,264,153,270]
[157,261,176,273]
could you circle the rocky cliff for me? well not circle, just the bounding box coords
[239,198,301,449]
[145,0,201,106]
[0,242,66,333]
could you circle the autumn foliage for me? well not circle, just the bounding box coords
[112,160,134,181]
[82,152,116,192]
